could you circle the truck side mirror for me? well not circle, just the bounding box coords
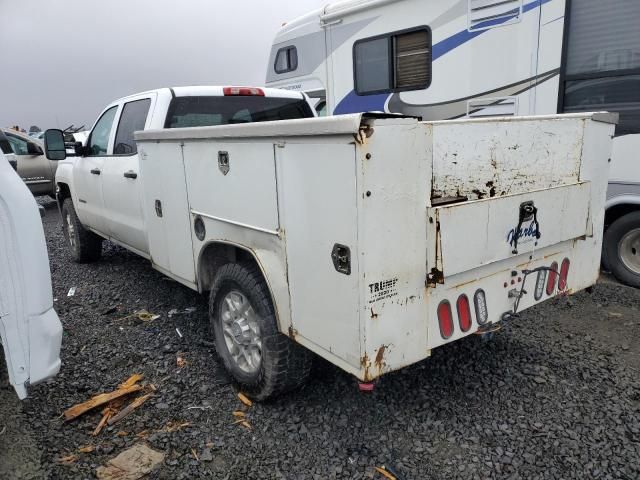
[27,142,43,156]
[43,129,66,161]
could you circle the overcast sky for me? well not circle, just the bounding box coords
[0,0,325,130]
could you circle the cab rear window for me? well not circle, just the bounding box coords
[165,96,314,128]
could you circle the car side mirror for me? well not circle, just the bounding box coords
[74,142,87,156]
[43,129,66,160]
[27,142,43,155]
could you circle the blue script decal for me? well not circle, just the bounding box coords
[507,221,540,246]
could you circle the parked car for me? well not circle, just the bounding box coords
[1,128,58,197]
[0,150,62,399]
[0,129,16,170]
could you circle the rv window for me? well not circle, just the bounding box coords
[354,27,431,95]
[274,46,298,74]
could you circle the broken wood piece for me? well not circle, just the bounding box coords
[58,454,79,464]
[191,448,199,461]
[232,411,245,418]
[164,421,191,432]
[240,420,252,430]
[107,393,152,426]
[96,443,164,480]
[115,431,128,437]
[92,408,115,436]
[118,373,144,389]
[237,392,252,407]
[374,466,397,480]
[64,385,143,421]
[78,445,95,453]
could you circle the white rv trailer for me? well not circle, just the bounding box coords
[266,0,640,287]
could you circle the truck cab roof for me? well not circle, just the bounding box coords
[115,86,308,103]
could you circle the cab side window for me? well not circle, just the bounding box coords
[113,99,151,155]
[6,133,29,155]
[88,106,118,156]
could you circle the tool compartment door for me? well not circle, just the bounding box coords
[431,182,592,278]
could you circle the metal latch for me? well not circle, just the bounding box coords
[155,200,163,218]
[218,151,230,175]
[511,200,541,254]
[331,244,351,275]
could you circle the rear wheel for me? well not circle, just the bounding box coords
[603,211,640,288]
[61,198,102,263]
[209,262,312,400]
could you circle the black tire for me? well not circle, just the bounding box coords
[603,211,640,288]
[61,197,103,263]
[209,262,312,400]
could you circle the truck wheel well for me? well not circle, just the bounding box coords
[198,242,259,292]
[605,204,640,230]
[56,183,71,209]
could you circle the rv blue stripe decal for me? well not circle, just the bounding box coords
[334,0,552,115]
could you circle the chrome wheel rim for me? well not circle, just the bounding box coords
[619,228,640,275]
[220,290,262,374]
[66,213,76,248]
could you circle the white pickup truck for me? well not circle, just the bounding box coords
[45,86,315,262]
[45,110,615,400]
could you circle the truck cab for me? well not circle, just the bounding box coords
[47,86,315,262]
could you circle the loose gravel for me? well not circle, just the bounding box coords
[1,200,639,480]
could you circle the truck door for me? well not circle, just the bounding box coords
[100,95,155,256]
[73,105,118,233]
[5,132,51,195]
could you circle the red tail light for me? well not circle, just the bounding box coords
[558,258,570,291]
[456,295,472,332]
[437,300,454,339]
[547,261,558,295]
[223,86,265,96]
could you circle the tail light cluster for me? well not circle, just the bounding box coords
[223,86,265,96]
[535,258,570,300]
[438,289,488,340]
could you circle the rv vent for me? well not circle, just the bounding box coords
[467,97,518,117]
[468,0,523,31]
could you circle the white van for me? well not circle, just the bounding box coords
[266,0,640,287]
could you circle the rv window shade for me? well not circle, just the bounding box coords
[394,30,430,89]
[565,0,640,75]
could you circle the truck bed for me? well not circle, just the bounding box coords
[135,112,615,382]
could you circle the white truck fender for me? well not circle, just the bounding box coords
[0,154,62,399]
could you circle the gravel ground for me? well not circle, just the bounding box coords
[1,199,639,480]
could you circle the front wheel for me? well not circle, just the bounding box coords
[603,211,640,288]
[209,262,312,400]
[61,198,103,263]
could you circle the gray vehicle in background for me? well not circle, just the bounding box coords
[1,128,58,197]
